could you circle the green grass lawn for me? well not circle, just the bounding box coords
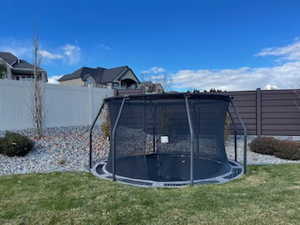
[0,164,300,225]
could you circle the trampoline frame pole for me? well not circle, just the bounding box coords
[89,102,105,170]
[112,97,127,181]
[230,100,248,174]
[234,131,237,162]
[185,95,194,186]
[152,103,156,154]
[228,110,238,162]
[243,134,247,173]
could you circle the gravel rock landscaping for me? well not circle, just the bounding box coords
[0,127,299,176]
[226,136,300,165]
[0,126,109,176]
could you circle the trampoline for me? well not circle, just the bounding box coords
[89,93,247,187]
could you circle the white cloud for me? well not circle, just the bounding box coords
[168,39,300,91]
[0,39,81,65]
[256,40,300,61]
[142,66,166,75]
[0,39,32,58]
[48,75,62,84]
[148,74,165,80]
[170,61,300,91]
[62,44,81,65]
[264,84,278,90]
[2,46,31,58]
[38,50,63,60]
[39,44,81,64]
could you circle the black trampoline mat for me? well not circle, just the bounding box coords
[105,153,231,182]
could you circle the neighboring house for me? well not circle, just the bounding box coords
[0,52,48,82]
[115,81,164,96]
[58,66,140,89]
[140,81,164,94]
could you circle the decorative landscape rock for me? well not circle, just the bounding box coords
[0,126,109,176]
[0,126,299,176]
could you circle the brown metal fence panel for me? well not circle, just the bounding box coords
[261,89,300,136]
[229,89,300,136]
[229,91,257,135]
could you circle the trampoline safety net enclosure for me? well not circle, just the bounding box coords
[90,93,247,187]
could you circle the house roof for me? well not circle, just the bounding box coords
[13,60,35,69]
[0,52,18,65]
[101,66,128,83]
[0,52,43,70]
[0,51,47,81]
[58,66,132,84]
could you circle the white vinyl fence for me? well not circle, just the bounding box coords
[0,80,114,131]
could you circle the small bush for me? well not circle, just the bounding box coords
[57,159,66,165]
[274,140,300,160]
[249,137,279,155]
[0,132,34,157]
[249,137,300,160]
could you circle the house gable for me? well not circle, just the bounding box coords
[0,52,48,81]
[84,75,96,87]
[117,70,139,83]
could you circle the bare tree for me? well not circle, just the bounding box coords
[160,73,172,91]
[141,72,172,92]
[32,38,44,138]
[139,72,146,83]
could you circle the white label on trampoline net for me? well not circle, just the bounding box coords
[161,136,169,143]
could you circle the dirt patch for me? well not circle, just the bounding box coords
[286,185,300,190]
[245,175,267,185]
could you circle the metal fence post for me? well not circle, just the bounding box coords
[111,97,127,181]
[256,88,262,136]
[234,131,237,162]
[185,95,194,186]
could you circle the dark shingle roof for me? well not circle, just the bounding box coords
[101,66,127,83]
[58,66,130,84]
[0,52,43,70]
[58,67,99,81]
[0,52,18,65]
[0,51,47,81]
[13,60,35,69]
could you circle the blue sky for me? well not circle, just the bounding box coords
[1,0,300,90]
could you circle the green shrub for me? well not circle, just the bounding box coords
[0,132,34,157]
[273,140,300,160]
[249,137,300,160]
[249,137,279,155]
